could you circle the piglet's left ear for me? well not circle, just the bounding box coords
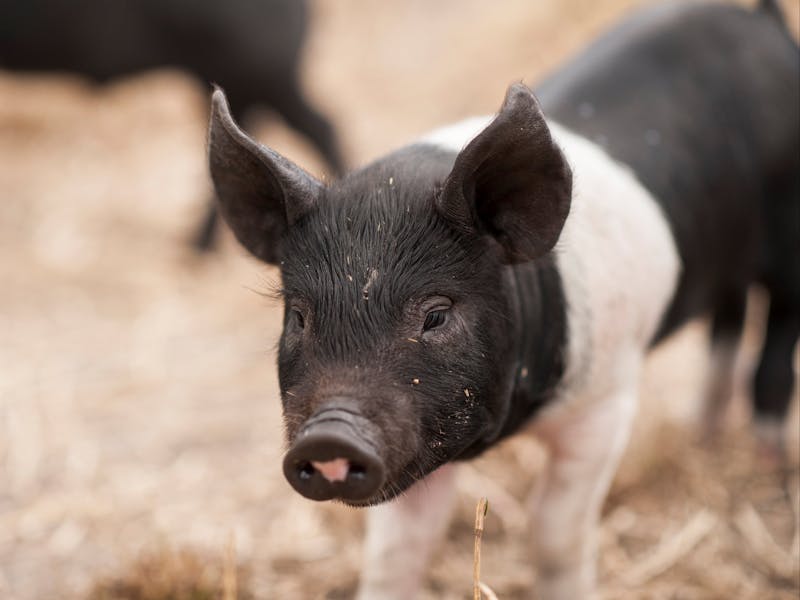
[437,83,572,263]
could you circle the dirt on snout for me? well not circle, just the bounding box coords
[1,1,798,599]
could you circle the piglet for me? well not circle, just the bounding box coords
[207,1,798,597]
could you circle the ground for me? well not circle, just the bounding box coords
[1,1,798,599]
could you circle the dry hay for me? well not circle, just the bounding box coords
[73,424,800,599]
[1,0,799,599]
[87,540,251,600]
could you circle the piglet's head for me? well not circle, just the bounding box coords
[208,84,571,506]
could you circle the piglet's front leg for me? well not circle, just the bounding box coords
[356,464,458,600]
[530,376,638,600]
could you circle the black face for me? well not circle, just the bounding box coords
[276,147,516,505]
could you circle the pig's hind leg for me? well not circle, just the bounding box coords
[356,464,458,600]
[530,371,639,600]
[700,286,748,436]
[753,171,800,458]
[752,290,799,456]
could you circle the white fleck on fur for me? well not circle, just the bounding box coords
[362,268,379,299]
[358,117,681,599]
[356,465,458,600]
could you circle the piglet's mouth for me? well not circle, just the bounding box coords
[336,454,440,507]
[283,408,386,503]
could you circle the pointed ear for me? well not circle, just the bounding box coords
[436,83,572,263]
[208,88,323,264]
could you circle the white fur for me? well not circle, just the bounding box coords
[546,122,680,403]
[359,117,682,599]
[530,367,640,598]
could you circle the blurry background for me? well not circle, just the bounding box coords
[1,0,799,598]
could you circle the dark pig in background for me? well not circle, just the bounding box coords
[208,1,798,598]
[0,0,344,249]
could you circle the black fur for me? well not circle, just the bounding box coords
[277,145,516,503]
[459,256,567,459]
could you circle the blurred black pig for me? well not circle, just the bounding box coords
[207,0,798,598]
[0,0,343,249]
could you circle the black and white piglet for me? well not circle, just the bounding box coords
[207,1,798,598]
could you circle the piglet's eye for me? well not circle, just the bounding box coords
[423,309,447,332]
[292,309,305,329]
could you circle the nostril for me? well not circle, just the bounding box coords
[348,463,367,480]
[298,462,315,481]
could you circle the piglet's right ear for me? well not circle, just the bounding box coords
[208,88,322,264]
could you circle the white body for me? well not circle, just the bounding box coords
[356,117,681,600]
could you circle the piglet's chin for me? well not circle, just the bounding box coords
[338,459,441,508]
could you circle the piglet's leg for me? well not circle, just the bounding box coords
[531,381,638,600]
[356,464,458,600]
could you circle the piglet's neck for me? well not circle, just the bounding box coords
[454,255,567,461]
[499,256,568,439]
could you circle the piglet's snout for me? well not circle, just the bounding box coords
[283,409,385,502]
